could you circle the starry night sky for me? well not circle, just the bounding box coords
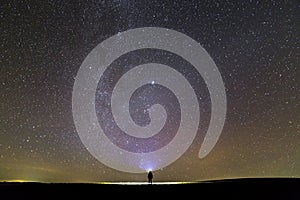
[0,1,299,182]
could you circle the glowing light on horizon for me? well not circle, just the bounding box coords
[101,181,193,185]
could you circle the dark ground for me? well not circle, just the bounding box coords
[1,178,299,199]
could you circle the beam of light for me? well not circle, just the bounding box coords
[146,168,152,172]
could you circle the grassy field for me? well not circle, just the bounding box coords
[1,178,299,199]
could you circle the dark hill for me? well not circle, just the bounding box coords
[1,177,299,199]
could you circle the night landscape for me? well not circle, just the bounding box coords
[0,0,299,198]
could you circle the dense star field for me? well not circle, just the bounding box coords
[0,1,299,182]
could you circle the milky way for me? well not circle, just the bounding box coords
[0,1,299,182]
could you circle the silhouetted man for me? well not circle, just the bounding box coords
[148,171,153,184]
